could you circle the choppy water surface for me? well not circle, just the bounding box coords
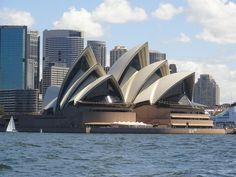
[0,133,236,177]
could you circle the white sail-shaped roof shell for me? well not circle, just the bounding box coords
[43,42,196,115]
[134,72,195,105]
[108,42,149,87]
[59,64,105,109]
[56,47,104,111]
[122,60,169,103]
[72,75,124,104]
[43,97,57,112]
[43,86,60,108]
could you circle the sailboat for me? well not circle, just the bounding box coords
[6,116,17,132]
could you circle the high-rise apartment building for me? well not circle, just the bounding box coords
[193,74,220,107]
[110,45,127,67]
[87,40,106,67]
[149,50,166,63]
[43,29,84,68]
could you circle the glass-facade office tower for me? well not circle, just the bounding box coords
[0,26,28,89]
[43,29,84,68]
[193,74,220,108]
[110,45,127,67]
[0,26,40,114]
[149,50,166,63]
[87,40,106,68]
[0,26,39,90]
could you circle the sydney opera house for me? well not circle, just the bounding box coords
[0,42,226,133]
[41,42,219,131]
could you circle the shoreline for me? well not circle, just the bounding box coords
[0,127,231,134]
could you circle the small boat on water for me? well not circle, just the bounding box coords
[6,116,18,132]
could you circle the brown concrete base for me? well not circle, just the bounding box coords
[0,126,227,134]
[88,127,227,134]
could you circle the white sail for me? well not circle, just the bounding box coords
[6,116,17,132]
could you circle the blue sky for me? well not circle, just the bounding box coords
[1,0,236,103]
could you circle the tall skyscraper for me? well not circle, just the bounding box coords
[110,45,127,67]
[0,26,27,89]
[0,26,40,90]
[149,50,166,63]
[43,29,84,68]
[0,26,40,114]
[27,30,40,89]
[193,74,220,107]
[87,40,106,67]
[42,29,84,96]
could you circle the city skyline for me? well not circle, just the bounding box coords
[1,0,236,103]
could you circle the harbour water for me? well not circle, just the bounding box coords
[0,133,236,177]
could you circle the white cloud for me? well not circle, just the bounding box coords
[54,7,103,37]
[176,33,191,43]
[169,59,236,104]
[152,3,183,20]
[54,0,147,37]
[0,8,34,27]
[92,0,147,23]
[187,0,236,44]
